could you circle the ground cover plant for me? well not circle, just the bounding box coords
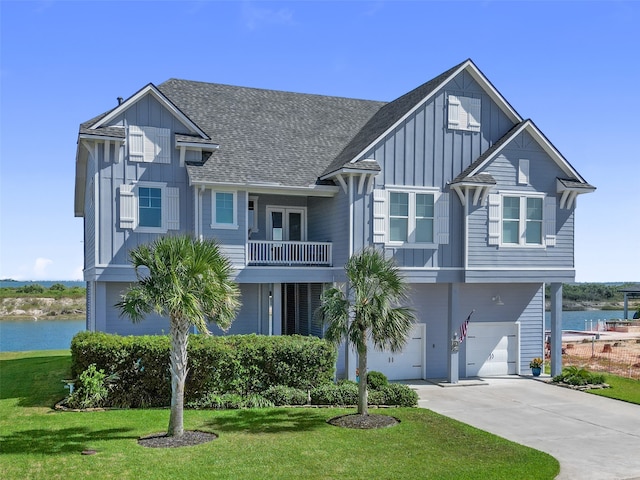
[0,351,560,479]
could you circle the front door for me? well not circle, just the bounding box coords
[267,207,305,241]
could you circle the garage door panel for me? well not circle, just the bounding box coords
[466,324,517,377]
[366,324,425,380]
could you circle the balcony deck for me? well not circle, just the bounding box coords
[247,241,332,266]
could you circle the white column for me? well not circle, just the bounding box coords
[447,283,461,383]
[550,283,563,377]
[271,283,282,336]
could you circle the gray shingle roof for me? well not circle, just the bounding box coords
[156,79,385,187]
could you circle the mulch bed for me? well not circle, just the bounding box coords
[327,413,399,429]
[138,430,217,448]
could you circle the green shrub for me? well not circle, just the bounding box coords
[310,382,358,405]
[367,389,385,405]
[71,331,336,408]
[377,383,419,406]
[552,366,606,386]
[242,393,275,409]
[262,385,308,406]
[367,371,388,390]
[66,364,117,409]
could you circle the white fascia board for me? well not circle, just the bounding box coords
[319,167,380,181]
[189,179,339,197]
[89,84,210,139]
[79,133,125,143]
[349,60,523,164]
[74,142,88,217]
[175,140,220,151]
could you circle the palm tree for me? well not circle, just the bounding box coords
[116,235,240,437]
[317,247,415,415]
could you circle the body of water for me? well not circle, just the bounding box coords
[0,310,631,352]
[544,310,627,332]
[0,318,85,352]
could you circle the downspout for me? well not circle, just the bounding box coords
[463,186,469,271]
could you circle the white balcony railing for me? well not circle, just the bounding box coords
[247,241,332,266]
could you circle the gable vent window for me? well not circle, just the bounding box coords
[448,95,481,132]
[128,125,171,164]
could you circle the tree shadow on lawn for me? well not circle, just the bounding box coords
[201,408,333,435]
[0,355,71,407]
[0,426,137,455]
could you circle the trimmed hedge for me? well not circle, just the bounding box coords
[70,332,336,408]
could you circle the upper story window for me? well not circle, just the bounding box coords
[138,187,162,228]
[448,95,481,132]
[119,181,180,233]
[373,188,448,247]
[211,190,238,229]
[488,193,555,247]
[128,125,171,163]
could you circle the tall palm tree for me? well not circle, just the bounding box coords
[317,247,415,415]
[116,235,240,437]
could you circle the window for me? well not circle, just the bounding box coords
[389,192,409,242]
[128,125,171,163]
[373,188,447,246]
[248,196,259,234]
[119,182,179,232]
[211,191,238,229]
[488,193,551,247]
[415,193,434,243]
[448,95,481,132]
[138,187,162,228]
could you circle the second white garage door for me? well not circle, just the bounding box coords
[465,322,518,377]
[366,323,426,380]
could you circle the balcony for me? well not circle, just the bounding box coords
[247,241,332,266]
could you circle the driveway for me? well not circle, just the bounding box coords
[407,377,640,480]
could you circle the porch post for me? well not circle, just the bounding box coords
[447,283,460,383]
[272,283,282,336]
[550,283,563,377]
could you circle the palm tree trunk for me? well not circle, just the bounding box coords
[168,317,190,437]
[357,345,368,415]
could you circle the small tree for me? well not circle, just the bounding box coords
[116,235,240,437]
[317,247,415,415]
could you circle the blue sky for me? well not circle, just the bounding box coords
[1,0,638,282]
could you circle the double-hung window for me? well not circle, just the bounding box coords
[375,188,446,246]
[119,181,180,233]
[489,193,552,247]
[211,191,238,229]
[138,187,162,228]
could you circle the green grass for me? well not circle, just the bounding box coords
[587,373,640,404]
[0,351,559,480]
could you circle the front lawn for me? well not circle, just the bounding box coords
[0,351,559,479]
[587,373,640,404]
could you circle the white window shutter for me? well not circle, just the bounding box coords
[436,192,450,244]
[143,127,156,163]
[119,184,136,229]
[448,95,460,129]
[128,126,145,162]
[167,187,180,230]
[466,97,481,131]
[518,159,530,185]
[487,194,501,245]
[545,196,556,247]
[156,128,171,164]
[372,189,387,244]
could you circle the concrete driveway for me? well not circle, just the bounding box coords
[407,377,640,480]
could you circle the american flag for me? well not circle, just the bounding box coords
[459,310,475,343]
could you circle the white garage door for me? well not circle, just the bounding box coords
[466,322,518,377]
[366,324,425,380]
